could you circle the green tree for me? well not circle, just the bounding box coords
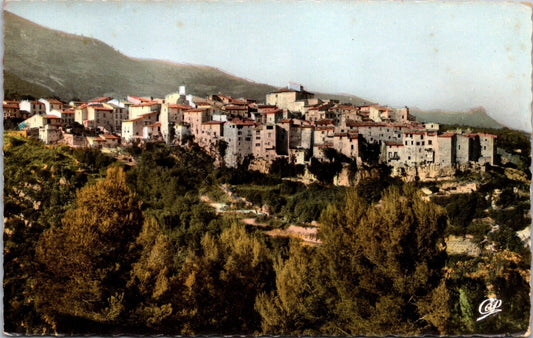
[34,167,143,333]
[178,224,273,334]
[317,186,449,335]
[3,136,99,334]
[127,218,177,332]
[255,242,324,335]
[458,288,475,332]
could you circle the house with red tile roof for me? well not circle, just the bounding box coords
[83,104,115,131]
[222,104,249,119]
[121,111,160,142]
[49,108,75,126]
[184,108,211,139]
[88,96,113,104]
[3,101,22,119]
[20,100,46,116]
[127,95,154,105]
[39,98,64,114]
[129,101,161,120]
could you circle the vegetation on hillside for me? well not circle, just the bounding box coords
[4,10,277,101]
[4,134,530,335]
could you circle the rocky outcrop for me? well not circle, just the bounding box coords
[390,163,486,182]
[248,158,270,174]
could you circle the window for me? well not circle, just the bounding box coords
[428,140,432,145]
[483,146,486,150]
[422,141,424,146]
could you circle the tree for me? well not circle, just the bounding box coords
[3,136,96,333]
[216,139,228,166]
[177,224,273,334]
[255,242,325,335]
[127,218,177,332]
[34,167,143,333]
[317,186,449,335]
[307,148,348,184]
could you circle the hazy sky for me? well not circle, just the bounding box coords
[4,0,532,131]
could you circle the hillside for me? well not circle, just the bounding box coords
[4,71,56,100]
[4,11,508,129]
[409,106,504,129]
[3,11,277,101]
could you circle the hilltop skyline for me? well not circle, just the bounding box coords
[4,0,532,131]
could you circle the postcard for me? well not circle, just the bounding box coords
[3,0,531,336]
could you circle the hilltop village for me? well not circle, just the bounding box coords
[5,83,496,170]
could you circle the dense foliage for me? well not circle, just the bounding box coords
[4,135,530,335]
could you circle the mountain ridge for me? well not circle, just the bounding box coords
[3,10,279,101]
[409,106,504,129]
[3,10,504,129]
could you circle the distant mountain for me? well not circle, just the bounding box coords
[2,11,510,130]
[314,92,374,106]
[3,11,278,101]
[4,71,56,99]
[1,11,373,106]
[409,106,504,129]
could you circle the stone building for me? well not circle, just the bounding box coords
[160,103,189,143]
[39,98,64,114]
[19,100,46,116]
[199,120,225,149]
[253,124,277,161]
[436,132,456,166]
[223,119,256,167]
[129,101,161,120]
[121,112,159,142]
[333,132,359,161]
[265,83,314,112]
[478,133,497,165]
[183,108,211,139]
[3,101,22,119]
